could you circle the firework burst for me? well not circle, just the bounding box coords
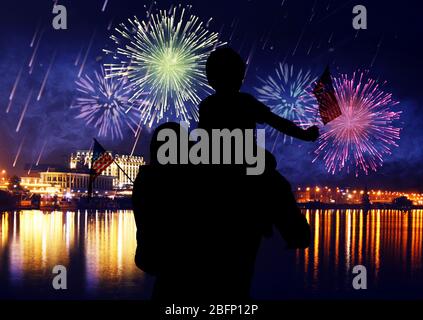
[313,71,401,176]
[72,66,142,140]
[104,5,223,126]
[255,63,318,142]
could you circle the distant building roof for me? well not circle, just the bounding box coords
[24,164,68,172]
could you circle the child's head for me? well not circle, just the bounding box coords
[206,47,246,93]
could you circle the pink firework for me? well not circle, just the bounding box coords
[313,71,402,176]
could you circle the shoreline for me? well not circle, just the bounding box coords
[1,203,421,212]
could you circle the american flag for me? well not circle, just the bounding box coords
[313,66,342,125]
[91,139,114,177]
[88,139,114,198]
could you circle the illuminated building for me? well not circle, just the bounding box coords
[70,151,145,188]
[20,174,57,194]
[20,169,114,195]
[40,170,114,193]
[0,169,8,190]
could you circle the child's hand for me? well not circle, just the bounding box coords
[305,125,319,142]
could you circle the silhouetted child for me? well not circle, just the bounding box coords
[199,47,319,141]
[198,47,316,248]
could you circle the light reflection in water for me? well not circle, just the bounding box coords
[85,210,139,293]
[0,210,146,299]
[1,209,423,298]
[295,209,423,295]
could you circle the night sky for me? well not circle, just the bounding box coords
[0,0,422,191]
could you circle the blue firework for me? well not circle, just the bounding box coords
[255,63,318,142]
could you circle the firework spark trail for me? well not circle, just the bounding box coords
[292,20,309,56]
[245,42,257,77]
[146,0,155,18]
[78,29,96,78]
[229,18,239,42]
[13,136,25,168]
[130,126,142,156]
[206,17,213,28]
[255,63,318,142]
[37,51,56,101]
[370,36,383,68]
[313,71,401,176]
[354,30,360,39]
[6,100,14,114]
[104,5,223,125]
[6,67,24,113]
[261,30,270,50]
[271,133,280,153]
[101,0,109,12]
[72,66,142,140]
[309,2,317,23]
[328,32,334,44]
[74,46,83,66]
[307,40,314,55]
[107,18,114,31]
[30,20,41,47]
[16,90,33,133]
[36,140,47,166]
[217,23,225,46]
[261,13,284,52]
[29,28,45,71]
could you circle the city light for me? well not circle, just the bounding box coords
[295,185,423,205]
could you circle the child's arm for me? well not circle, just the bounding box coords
[264,111,319,142]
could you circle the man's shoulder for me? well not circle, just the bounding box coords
[199,94,217,113]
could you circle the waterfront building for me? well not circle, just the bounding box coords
[40,169,114,193]
[20,169,114,195]
[70,150,145,187]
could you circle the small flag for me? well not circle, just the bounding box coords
[88,139,114,198]
[313,66,342,125]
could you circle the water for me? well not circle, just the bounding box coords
[0,210,153,299]
[0,209,422,299]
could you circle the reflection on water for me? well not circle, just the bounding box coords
[292,209,423,298]
[0,210,150,299]
[1,209,423,299]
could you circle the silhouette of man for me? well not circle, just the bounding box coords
[133,123,257,301]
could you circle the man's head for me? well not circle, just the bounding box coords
[206,47,246,93]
